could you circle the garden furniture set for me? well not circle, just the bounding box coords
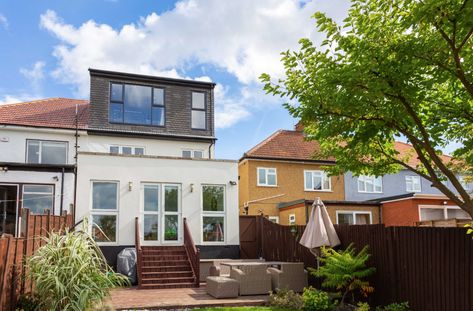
[205,261,308,298]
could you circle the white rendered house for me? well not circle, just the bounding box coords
[0,70,240,283]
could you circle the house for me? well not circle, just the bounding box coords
[238,124,379,225]
[0,69,239,288]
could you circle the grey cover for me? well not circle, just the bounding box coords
[117,248,137,284]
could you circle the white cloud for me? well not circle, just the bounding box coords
[0,94,39,105]
[20,61,46,93]
[40,0,350,127]
[0,14,8,30]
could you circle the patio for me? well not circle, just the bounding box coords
[110,285,269,310]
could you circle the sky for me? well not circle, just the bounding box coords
[0,0,354,160]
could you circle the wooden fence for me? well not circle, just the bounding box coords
[241,216,473,311]
[0,209,73,311]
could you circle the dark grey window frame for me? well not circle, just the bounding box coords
[191,91,207,130]
[25,139,69,165]
[108,82,166,127]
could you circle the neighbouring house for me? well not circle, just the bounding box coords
[0,69,240,288]
[0,98,86,236]
[238,124,379,225]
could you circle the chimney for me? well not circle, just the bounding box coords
[295,121,305,132]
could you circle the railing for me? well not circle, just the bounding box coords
[134,217,143,288]
[183,218,200,287]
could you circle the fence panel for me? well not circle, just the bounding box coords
[0,209,72,311]
[240,216,473,311]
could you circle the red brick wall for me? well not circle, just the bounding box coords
[382,197,456,226]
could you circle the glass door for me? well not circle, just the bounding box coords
[162,185,181,243]
[0,185,18,236]
[142,184,160,245]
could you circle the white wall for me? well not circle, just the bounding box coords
[0,170,75,215]
[76,152,239,246]
[0,126,80,164]
[84,135,214,158]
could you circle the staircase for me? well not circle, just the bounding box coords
[139,246,197,289]
[135,217,200,289]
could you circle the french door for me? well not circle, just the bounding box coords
[141,183,181,245]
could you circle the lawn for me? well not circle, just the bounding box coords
[193,307,290,311]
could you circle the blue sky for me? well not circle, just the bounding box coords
[0,0,352,159]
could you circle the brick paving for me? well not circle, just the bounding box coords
[110,285,268,310]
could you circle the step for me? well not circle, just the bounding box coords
[142,249,187,256]
[142,254,188,261]
[142,246,185,251]
[141,259,190,267]
[141,276,196,284]
[141,271,194,278]
[139,282,197,290]
[141,265,191,273]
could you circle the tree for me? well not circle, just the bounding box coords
[261,0,473,217]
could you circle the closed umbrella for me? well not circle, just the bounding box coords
[299,197,340,258]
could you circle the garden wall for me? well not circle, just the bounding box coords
[240,216,473,311]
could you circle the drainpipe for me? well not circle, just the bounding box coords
[60,167,65,215]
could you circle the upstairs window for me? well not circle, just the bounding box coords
[406,175,421,192]
[304,170,331,191]
[109,83,165,126]
[257,167,277,187]
[109,145,145,156]
[182,149,204,158]
[191,92,206,129]
[357,175,382,193]
[26,140,68,164]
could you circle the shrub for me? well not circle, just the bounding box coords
[26,221,129,311]
[310,244,375,304]
[302,287,332,311]
[356,302,370,311]
[376,302,409,311]
[268,288,304,310]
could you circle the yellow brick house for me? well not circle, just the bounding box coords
[238,124,380,225]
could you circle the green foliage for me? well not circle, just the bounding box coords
[26,221,129,311]
[268,288,304,310]
[261,0,473,218]
[302,287,332,311]
[15,295,40,311]
[464,222,473,238]
[356,302,370,311]
[376,302,410,311]
[310,245,375,304]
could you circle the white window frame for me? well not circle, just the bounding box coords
[22,184,54,215]
[257,167,277,187]
[289,214,296,225]
[90,181,119,246]
[26,139,68,164]
[304,170,331,192]
[201,184,226,245]
[109,145,145,156]
[418,205,472,221]
[182,149,205,159]
[140,183,182,245]
[268,216,279,224]
[405,175,422,192]
[357,175,383,193]
[336,211,373,225]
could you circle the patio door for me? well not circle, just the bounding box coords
[141,183,181,245]
[0,185,18,236]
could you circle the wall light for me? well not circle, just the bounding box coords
[229,181,237,186]
[190,183,194,193]
[128,181,133,191]
[52,176,59,182]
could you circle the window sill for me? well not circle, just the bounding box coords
[304,189,333,192]
[257,184,278,188]
[357,191,383,194]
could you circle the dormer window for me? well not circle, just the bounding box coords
[191,92,206,129]
[109,83,165,126]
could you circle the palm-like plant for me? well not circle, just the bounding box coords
[26,220,129,311]
[310,244,376,304]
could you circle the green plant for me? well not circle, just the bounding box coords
[302,287,332,311]
[26,220,129,311]
[376,302,409,311]
[357,302,370,311]
[465,223,473,238]
[268,288,304,310]
[310,245,375,304]
[15,295,40,311]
